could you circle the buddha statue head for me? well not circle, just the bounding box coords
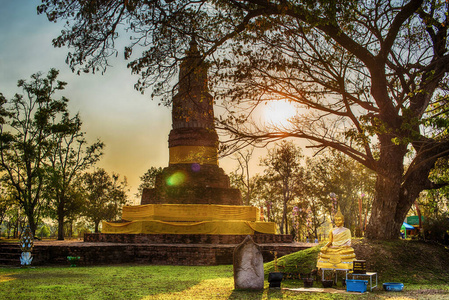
[334,206,344,227]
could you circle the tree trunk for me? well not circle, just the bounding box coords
[23,205,37,237]
[365,135,440,240]
[57,215,65,240]
[69,221,73,238]
[280,198,288,235]
[365,137,407,240]
[57,198,65,240]
[94,221,100,233]
[365,175,405,239]
[284,204,288,235]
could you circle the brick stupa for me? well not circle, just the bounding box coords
[101,41,276,236]
[141,40,241,205]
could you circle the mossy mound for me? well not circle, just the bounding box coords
[264,239,449,284]
[352,239,449,283]
[264,245,321,276]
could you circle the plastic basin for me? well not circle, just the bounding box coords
[383,282,404,291]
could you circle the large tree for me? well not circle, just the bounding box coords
[38,0,449,239]
[46,113,104,240]
[0,69,72,235]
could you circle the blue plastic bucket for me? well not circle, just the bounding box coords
[346,279,368,293]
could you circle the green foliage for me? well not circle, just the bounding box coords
[423,86,449,139]
[136,166,163,198]
[0,187,10,227]
[260,141,304,234]
[304,150,376,237]
[81,168,129,232]
[0,70,104,239]
[419,156,449,220]
[37,225,51,238]
[422,214,449,245]
[45,111,104,240]
[0,69,71,235]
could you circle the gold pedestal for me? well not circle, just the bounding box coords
[102,204,276,235]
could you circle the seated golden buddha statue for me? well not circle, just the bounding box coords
[316,207,356,270]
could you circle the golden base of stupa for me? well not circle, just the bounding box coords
[102,204,276,235]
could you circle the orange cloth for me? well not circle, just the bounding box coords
[122,204,260,222]
[102,220,276,235]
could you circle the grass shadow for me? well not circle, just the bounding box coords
[228,288,264,300]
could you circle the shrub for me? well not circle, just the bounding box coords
[422,214,449,245]
[37,225,51,238]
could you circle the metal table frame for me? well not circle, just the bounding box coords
[346,272,378,291]
[320,268,349,283]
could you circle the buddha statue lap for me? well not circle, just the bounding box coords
[316,207,356,270]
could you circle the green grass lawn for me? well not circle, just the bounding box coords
[1,239,449,299]
[1,264,448,300]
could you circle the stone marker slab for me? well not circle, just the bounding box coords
[233,235,264,290]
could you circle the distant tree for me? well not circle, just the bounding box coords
[0,69,72,235]
[304,150,376,236]
[305,196,326,241]
[0,196,7,232]
[251,174,283,224]
[37,224,51,238]
[229,148,256,205]
[418,156,449,218]
[3,204,25,239]
[136,166,163,198]
[260,141,304,234]
[46,112,104,240]
[0,185,18,235]
[81,169,129,233]
[63,181,89,238]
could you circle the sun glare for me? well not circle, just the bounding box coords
[263,100,297,128]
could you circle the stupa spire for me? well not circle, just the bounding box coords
[140,37,242,206]
[172,39,214,131]
[169,38,218,165]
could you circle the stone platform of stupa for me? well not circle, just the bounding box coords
[83,40,299,265]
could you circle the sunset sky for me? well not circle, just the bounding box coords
[0,0,180,202]
[0,1,306,203]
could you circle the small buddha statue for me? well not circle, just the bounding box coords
[316,206,356,270]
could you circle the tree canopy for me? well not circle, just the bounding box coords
[38,0,449,239]
[260,141,304,234]
[81,168,129,233]
[0,69,71,235]
[46,112,104,240]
